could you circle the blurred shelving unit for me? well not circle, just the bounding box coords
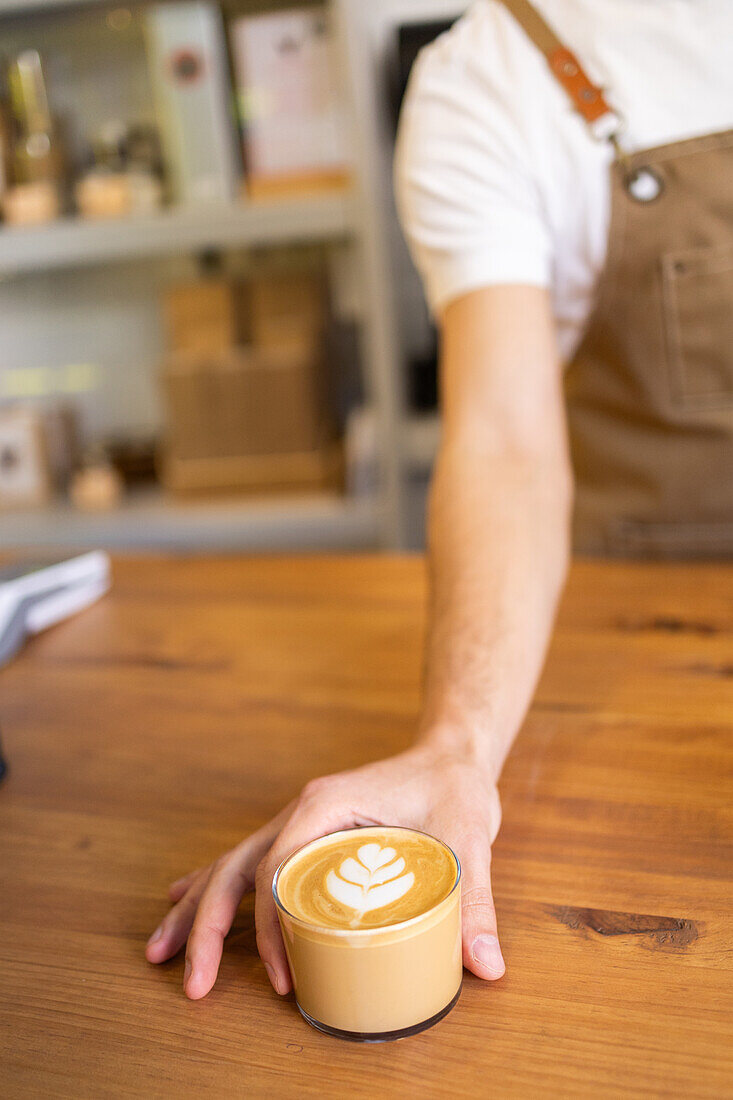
[0,193,356,278]
[335,0,470,546]
[404,413,440,472]
[0,490,380,552]
[0,0,107,11]
[0,0,467,552]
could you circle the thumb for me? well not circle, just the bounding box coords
[459,840,505,980]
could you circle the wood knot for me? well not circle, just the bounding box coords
[547,905,699,950]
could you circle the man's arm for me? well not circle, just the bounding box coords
[146,283,573,999]
[419,284,573,781]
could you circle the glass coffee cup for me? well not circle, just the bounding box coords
[272,826,462,1041]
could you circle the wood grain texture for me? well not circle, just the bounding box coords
[1,556,731,1099]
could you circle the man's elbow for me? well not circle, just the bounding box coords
[437,428,573,507]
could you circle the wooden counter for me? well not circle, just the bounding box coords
[1,556,731,1098]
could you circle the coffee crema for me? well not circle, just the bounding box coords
[275,827,457,930]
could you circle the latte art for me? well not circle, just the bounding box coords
[275,827,458,931]
[326,843,415,915]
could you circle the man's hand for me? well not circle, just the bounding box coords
[145,745,504,999]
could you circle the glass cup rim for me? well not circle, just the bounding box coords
[272,824,461,938]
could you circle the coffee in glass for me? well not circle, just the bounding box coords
[273,826,462,1041]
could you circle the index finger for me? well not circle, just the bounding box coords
[184,805,293,1000]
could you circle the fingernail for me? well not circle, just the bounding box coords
[147,925,163,947]
[264,962,281,995]
[183,958,192,990]
[472,934,505,976]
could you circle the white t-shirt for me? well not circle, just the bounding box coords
[394,0,733,360]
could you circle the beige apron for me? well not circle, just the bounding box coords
[499,0,733,558]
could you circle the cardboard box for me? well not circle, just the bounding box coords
[249,270,327,352]
[160,345,340,494]
[161,443,342,495]
[163,279,251,353]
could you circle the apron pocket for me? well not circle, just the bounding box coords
[662,242,733,409]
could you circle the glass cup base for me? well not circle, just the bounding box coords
[296,983,462,1043]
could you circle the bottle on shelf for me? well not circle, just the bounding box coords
[4,50,65,226]
[0,99,11,209]
[0,64,13,209]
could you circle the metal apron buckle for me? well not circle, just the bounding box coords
[611,134,665,203]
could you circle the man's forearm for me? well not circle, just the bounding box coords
[418,438,572,783]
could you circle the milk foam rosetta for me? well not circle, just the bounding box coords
[326,843,414,915]
[276,827,458,930]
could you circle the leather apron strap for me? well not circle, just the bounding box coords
[495,0,621,144]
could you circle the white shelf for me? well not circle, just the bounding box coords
[0,193,355,278]
[404,414,440,471]
[0,0,142,16]
[0,489,382,552]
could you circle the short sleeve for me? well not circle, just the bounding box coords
[394,6,553,315]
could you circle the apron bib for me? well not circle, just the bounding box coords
[497,0,733,558]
